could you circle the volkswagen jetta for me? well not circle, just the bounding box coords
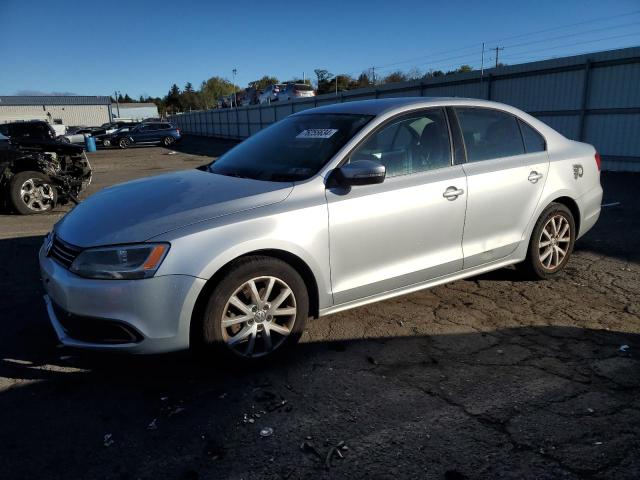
[39,98,602,360]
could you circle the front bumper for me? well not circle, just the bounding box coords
[39,246,206,353]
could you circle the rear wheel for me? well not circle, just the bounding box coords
[162,136,175,147]
[519,202,576,279]
[197,256,308,361]
[9,171,57,215]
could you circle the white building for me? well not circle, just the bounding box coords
[0,96,112,126]
[112,103,159,121]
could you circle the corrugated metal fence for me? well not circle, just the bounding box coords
[169,47,640,172]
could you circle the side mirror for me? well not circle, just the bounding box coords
[331,159,386,187]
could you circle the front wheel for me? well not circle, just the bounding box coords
[197,256,308,361]
[118,138,131,149]
[102,139,111,147]
[9,171,58,215]
[519,202,576,279]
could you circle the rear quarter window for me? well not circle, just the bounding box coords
[518,119,546,153]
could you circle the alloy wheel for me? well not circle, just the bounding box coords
[221,276,297,358]
[538,214,571,270]
[20,178,55,212]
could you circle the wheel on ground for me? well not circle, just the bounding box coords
[9,171,57,215]
[519,202,576,279]
[118,138,131,149]
[198,256,308,361]
[162,136,175,147]
[103,139,111,147]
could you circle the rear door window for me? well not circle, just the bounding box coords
[455,108,525,162]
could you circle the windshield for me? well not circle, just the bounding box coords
[208,113,372,181]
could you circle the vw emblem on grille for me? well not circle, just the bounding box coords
[44,233,54,257]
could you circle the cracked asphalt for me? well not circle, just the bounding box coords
[0,137,638,479]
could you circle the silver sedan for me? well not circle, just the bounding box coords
[39,97,603,360]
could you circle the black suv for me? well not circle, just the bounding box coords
[0,121,57,141]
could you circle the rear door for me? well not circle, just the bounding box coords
[326,108,468,305]
[452,107,549,269]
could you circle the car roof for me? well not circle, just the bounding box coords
[293,97,519,116]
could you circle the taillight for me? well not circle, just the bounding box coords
[595,152,601,171]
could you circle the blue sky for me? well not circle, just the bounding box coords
[1,0,638,98]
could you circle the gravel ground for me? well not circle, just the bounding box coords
[0,136,638,480]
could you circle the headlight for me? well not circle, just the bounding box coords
[70,243,169,280]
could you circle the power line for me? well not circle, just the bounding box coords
[341,9,640,78]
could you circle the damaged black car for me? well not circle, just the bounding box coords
[0,136,92,214]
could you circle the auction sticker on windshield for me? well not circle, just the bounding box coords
[296,129,338,139]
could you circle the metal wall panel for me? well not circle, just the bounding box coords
[168,47,640,171]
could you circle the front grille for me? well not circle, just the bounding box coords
[52,303,143,344]
[49,235,83,269]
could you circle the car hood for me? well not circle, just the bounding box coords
[55,169,293,247]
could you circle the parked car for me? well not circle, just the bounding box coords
[217,96,233,109]
[1,136,92,214]
[278,83,315,101]
[0,120,58,141]
[60,126,102,144]
[39,97,602,361]
[110,122,181,148]
[93,124,139,147]
[259,84,284,104]
[241,87,262,106]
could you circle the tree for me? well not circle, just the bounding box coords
[356,72,372,88]
[457,65,473,73]
[406,67,422,80]
[382,71,408,84]
[184,82,194,93]
[314,69,332,85]
[199,76,236,109]
[165,84,182,113]
[248,75,279,92]
[123,93,133,103]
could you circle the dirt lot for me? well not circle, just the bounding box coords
[0,137,639,480]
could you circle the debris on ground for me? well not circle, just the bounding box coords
[301,439,347,469]
[146,419,158,431]
[103,433,114,447]
[601,202,621,208]
[620,344,630,352]
[204,441,225,461]
[260,427,274,437]
[165,151,177,155]
[367,356,378,365]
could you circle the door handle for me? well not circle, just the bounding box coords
[528,171,543,183]
[443,186,464,201]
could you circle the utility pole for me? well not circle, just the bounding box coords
[371,66,376,85]
[114,90,120,119]
[494,46,504,68]
[232,68,237,108]
[480,42,485,98]
[335,75,338,95]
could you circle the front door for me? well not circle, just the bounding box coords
[326,108,468,305]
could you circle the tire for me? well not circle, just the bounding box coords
[162,136,175,147]
[197,256,308,362]
[57,136,71,144]
[118,137,131,149]
[519,202,576,279]
[103,139,111,147]
[9,171,58,215]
